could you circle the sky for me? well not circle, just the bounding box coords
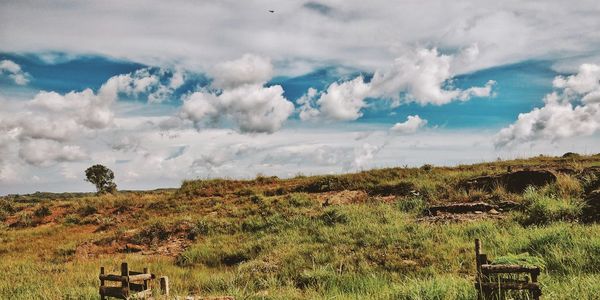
[2,0,600,194]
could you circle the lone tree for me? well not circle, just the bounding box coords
[85,164,117,194]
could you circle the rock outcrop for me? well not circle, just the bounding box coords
[460,170,557,193]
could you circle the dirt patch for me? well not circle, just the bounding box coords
[460,170,557,193]
[76,221,196,258]
[419,201,519,223]
[318,190,369,206]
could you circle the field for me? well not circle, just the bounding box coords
[1,154,600,299]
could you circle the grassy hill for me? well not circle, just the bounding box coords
[1,154,600,299]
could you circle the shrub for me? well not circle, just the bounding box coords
[133,220,171,244]
[287,193,313,207]
[397,197,426,214]
[519,187,583,225]
[78,203,98,216]
[319,209,349,226]
[33,205,51,218]
[63,214,81,225]
[0,199,15,214]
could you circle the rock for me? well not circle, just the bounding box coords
[125,243,144,252]
[460,170,557,193]
[489,209,500,215]
[428,202,498,215]
[583,189,600,222]
[474,211,483,214]
[497,200,521,211]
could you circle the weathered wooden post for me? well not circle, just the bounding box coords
[121,262,130,299]
[100,267,106,300]
[160,276,170,296]
[143,267,149,291]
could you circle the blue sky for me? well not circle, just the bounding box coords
[1,1,600,194]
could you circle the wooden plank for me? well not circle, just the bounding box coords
[130,282,145,292]
[143,267,149,290]
[100,267,106,300]
[160,276,169,296]
[99,286,128,299]
[481,264,540,275]
[121,262,130,298]
[475,282,541,290]
[133,289,153,298]
[99,274,126,282]
[128,273,155,282]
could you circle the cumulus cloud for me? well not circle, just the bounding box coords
[179,54,294,133]
[210,54,273,89]
[0,59,29,85]
[3,1,600,75]
[301,47,495,121]
[102,67,184,104]
[495,63,600,148]
[18,139,88,166]
[345,143,386,171]
[390,115,428,134]
[0,66,184,167]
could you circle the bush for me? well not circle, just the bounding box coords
[63,214,81,225]
[78,203,98,216]
[287,193,313,207]
[34,205,51,218]
[397,197,426,213]
[319,209,349,226]
[519,187,583,225]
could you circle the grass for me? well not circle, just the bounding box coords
[1,154,600,299]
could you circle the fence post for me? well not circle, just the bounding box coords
[143,267,149,291]
[160,276,169,296]
[121,262,130,298]
[100,267,106,300]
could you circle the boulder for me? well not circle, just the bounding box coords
[460,170,557,193]
[428,202,498,215]
[502,170,557,193]
[583,189,600,222]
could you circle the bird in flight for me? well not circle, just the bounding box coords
[268,10,275,13]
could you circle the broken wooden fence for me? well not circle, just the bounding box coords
[99,262,169,299]
[474,239,542,300]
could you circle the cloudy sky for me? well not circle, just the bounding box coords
[2,0,600,194]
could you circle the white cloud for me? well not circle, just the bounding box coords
[0,66,186,167]
[181,84,294,133]
[102,68,183,104]
[0,59,29,85]
[301,47,495,121]
[311,76,371,121]
[210,54,273,89]
[390,115,428,134]
[18,139,88,166]
[4,1,599,75]
[495,63,600,148]
[179,55,294,133]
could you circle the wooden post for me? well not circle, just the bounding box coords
[160,276,169,296]
[143,267,149,291]
[100,267,106,300]
[121,262,130,298]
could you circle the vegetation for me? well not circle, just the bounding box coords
[84,164,117,194]
[1,154,600,299]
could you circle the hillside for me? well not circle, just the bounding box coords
[1,154,600,299]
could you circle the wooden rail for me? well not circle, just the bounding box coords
[474,239,542,300]
[99,262,167,300]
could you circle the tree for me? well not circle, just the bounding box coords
[85,164,117,194]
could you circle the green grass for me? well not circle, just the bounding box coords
[1,154,600,299]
